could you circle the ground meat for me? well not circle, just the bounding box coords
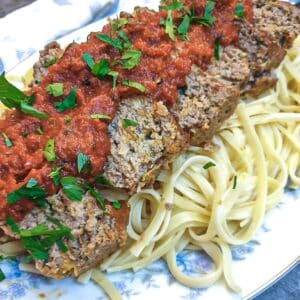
[103,97,188,193]
[253,0,300,48]
[18,191,129,278]
[31,42,64,86]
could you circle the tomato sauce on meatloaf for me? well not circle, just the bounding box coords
[0,0,252,220]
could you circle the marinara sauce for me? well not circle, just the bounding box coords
[0,0,253,220]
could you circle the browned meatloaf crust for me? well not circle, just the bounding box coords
[12,0,299,279]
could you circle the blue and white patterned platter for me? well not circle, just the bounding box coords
[1,2,300,299]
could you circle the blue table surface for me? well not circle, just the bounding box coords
[0,0,299,299]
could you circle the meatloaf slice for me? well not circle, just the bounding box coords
[102,97,188,193]
[17,191,129,279]
[253,0,300,48]
[171,66,240,146]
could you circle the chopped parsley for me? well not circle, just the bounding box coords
[54,86,77,112]
[0,268,5,282]
[77,152,92,174]
[122,80,145,92]
[95,175,111,186]
[60,177,84,201]
[83,184,106,211]
[203,161,216,169]
[160,10,176,41]
[45,83,64,97]
[194,0,216,27]
[64,116,72,124]
[82,54,119,88]
[90,114,111,120]
[49,167,62,186]
[36,127,43,135]
[121,50,142,70]
[122,118,138,129]
[159,0,183,11]
[177,14,191,40]
[20,102,49,119]
[233,175,238,189]
[111,17,128,35]
[111,201,122,209]
[5,215,73,261]
[214,37,221,60]
[2,132,13,147]
[0,74,49,119]
[42,57,57,68]
[96,34,123,51]
[43,139,56,162]
[234,3,245,19]
[118,30,132,49]
[7,178,47,208]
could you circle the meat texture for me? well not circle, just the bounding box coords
[19,191,129,278]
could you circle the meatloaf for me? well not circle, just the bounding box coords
[2,0,299,279]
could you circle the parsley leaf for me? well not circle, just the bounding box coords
[84,184,106,211]
[90,114,111,120]
[2,132,13,147]
[122,80,145,92]
[6,216,20,234]
[95,175,111,186]
[77,152,92,174]
[111,201,122,209]
[203,161,216,169]
[60,177,84,201]
[159,0,183,11]
[194,0,216,27]
[96,34,123,51]
[20,102,49,119]
[118,30,132,49]
[0,74,49,119]
[42,57,57,68]
[214,37,221,60]
[0,268,5,282]
[122,118,138,128]
[161,10,176,41]
[43,139,56,162]
[54,86,77,112]
[111,17,128,35]
[46,83,64,97]
[233,175,238,189]
[178,15,191,40]
[234,3,245,19]
[49,167,62,186]
[7,179,47,208]
[121,50,142,70]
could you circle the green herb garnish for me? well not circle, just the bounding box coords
[193,0,216,27]
[203,161,216,169]
[90,114,111,120]
[6,215,73,261]
[2,132,13,147]
[60,177,84,201]
[42,57,57,68]
[0,74,49,119]
[45,83,64,97]
[233,176,238,189]
[43,139,56,162]
[36,127,43,135]
[118,30,132,48]
[160,10,176,41]
[83,184,106,211]
[178,15,191,40]
[111,17,128,35]
[159,0,183,11]
[54,86,77,112]
[95,175,111,186]
[234,3,245,19]
[49,167,62,186]
[96,34,123,51]
[121,50,142,70]
[0,269,5,281]
[77,152,92,174]
[214,37,221,60]
[122,80,145,92]
[111,201,122,209]
[122,118,138,129]
[64,116,72,124]
[7,178,47,208]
